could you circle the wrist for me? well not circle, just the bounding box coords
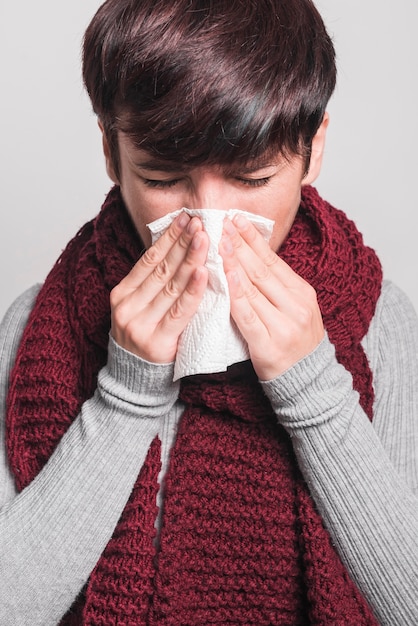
[98,334,180,418]
[260,334,354,431]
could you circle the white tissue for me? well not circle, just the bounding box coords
[147,208,275,380]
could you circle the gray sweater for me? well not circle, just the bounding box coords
[0,280,417,625]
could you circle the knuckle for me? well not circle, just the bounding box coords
[124,318,148,349]
[299,278,315,296]
[109,285,122,310]
[252,265,270,282]
[168,299,184,322]
[111,299,131,329]
[162,222,183,248]
[242,308,258,326]
[244,284,259,302]
[233,232,245,250]
[298,307,312,327]
[177,232,191,251]
[302,283,320,309]
[142,245,161,267]
[153,258,171,282]
[124,317,138,339]
[244,224,258,245]
[163,278,181,299]
[262,250,279,268]
[166,225,180,244]
[307,283,319,303]
[294,303,315,329]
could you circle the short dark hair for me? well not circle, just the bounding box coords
[82,0,336,177]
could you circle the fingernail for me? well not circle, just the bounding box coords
[223,218,236,235]
[233,214,249,229]
[177,212,190,229]
[231,271,240,285]
[191,231,203,250]
[220,236,233,255]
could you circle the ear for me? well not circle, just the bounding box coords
[302,112,329,186]
[98,119,119,184]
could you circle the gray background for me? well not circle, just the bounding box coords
[1,0,417,319]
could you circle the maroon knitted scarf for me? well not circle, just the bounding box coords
[6,186,382,625]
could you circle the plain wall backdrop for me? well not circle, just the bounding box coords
[1,0,417,320]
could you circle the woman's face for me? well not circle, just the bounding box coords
[102,117,328,251]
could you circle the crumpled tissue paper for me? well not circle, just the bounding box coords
[147,208,275,380]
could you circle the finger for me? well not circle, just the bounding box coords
[124,265,209,364]
[113,214,204,311]
[225,266,324,381]
[145,217,205,294]
[117,211,193,293]
[145,228,210,323]
[113,226,208,335]
[225,253,284,332]
[220,227,291,313]
[229,215,302,288]
[159,264,209,337]
[221,226,321,341]
[111,215,205,339]
[224,267,272,347]
[111,230,209,363]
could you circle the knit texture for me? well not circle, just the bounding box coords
[6,186,382,624]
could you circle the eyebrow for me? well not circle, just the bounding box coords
[134,157,278,174]
[232,160,277,174]
[134,159,187,173]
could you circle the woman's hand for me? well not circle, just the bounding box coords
[110,212,209,363]
[220,214,324,381]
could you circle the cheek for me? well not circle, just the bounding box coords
[133,217,153,248]
[267,196,301,252]
[270,225,290,252]
[119,185,154,247]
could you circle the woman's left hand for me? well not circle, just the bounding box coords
[219,214,325,381]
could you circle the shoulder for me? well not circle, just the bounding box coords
[1,285,42,334]
[364,280,418,371]
[0,286,42,505]
[2,285,41,320]
[364,280,418,482]
[376,280,417,324]
[0,285,42,370]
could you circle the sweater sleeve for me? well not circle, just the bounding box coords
[0,286,180,626]
[261,280,418,626]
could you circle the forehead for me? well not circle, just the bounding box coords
[119,134,285,172]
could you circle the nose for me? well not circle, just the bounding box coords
[185,168,232,211]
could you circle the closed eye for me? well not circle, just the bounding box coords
[236,176,272,188]
[143,178,181,189]
[141,175,273,189]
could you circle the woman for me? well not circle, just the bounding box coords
[1,0,417,624]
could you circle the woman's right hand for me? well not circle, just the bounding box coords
[110,212,209,364]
